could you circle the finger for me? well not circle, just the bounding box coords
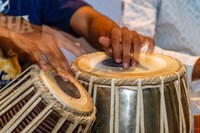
[110,28,122,63]
[56,67,74,82]
[146,38,155,56]
[43,47,71,72]
[103,47,113,56]
[62,42,83,57]
[131,31,142,66]
[121,27,131,69]
[99,36,111,48]
[30,46,48,70]
[139,34,146,45]
[42,33,71,72]
[100,37,113,56]
[42,25,83,57]
[54,32,83,57]
[139,35,155,56]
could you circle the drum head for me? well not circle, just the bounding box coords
[72,52,181,78]
[40,70,93,115]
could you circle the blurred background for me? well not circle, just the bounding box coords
[84,0,122,23]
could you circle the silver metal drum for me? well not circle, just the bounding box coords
[71,52,192,133]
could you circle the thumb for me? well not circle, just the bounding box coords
[98,36,111,48]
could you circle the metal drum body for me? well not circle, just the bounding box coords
[71,52,192,133]
[0,65,96,133]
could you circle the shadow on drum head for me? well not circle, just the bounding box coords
[101,58,148,70]
[55,75,81,99]
[102,58,123,67]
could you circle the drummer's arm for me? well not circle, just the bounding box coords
[70,6,116,50]
[69,6,148,68]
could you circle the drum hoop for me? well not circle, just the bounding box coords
[52,106,96,124]
[33,69,94,116]
[35,86,96,122]
[71,60,186,86]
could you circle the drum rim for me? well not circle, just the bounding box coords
[37,69,94,115]
[71,52,187,86]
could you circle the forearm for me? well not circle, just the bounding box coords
[70,6,118,49]
[0,13,35,38]
[87,15,118,50]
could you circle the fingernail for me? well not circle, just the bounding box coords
[116,59,121,63]
[40,61,47,70]
[132,62,136,67]
[123,63,129,69]
[41,64,48,70]
[132,61,139,67]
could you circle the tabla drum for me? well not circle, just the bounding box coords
[71,52,192,133]
[0,65,96,133]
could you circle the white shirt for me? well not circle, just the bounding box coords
[122,0,200,56]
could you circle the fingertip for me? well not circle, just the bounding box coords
[56,67,75,82]
[123,62,129,69]
[146,39,155,56]
[39,61,48,71]
[115,58,122,64]
[146,48,154,57]
[131,59,139,67]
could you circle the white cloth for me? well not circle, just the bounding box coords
[153,46,199,84]
[122,0,200,56]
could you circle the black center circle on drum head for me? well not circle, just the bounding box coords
[39,70,94,114]
[101,58,123,67]
[54,75,81,99]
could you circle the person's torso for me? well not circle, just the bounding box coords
[0,0,45,24]
[156,0,200,56]
[0,0,89,35]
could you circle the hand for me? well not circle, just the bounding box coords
[70,6,154,69]
[10,25,83,74]
[0,14,83,76]
[99,29,155,69]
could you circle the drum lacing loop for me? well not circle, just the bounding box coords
[114,84,119,133]
[175,72,186,133]
[135,79,145,133]
[159,76,169,133]
[93,84,98,105]
[184,69,192,133]
[110,79,115,133]
[83,107,97,133]
[88,76,95,96]
[75,71,81,80]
